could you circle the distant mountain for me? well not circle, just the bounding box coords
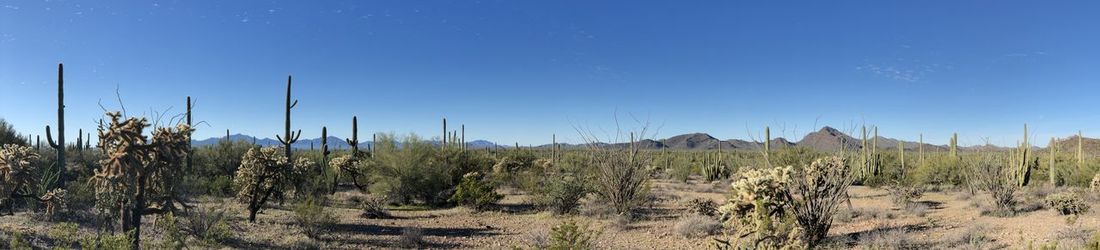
[191,134,502,149]
[192,128,1096,153]
[798,127,861,151]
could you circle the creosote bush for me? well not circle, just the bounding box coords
[549,219,601,250]
[293,198,338,239]
[530,155,590,215]
[449,172,502,210]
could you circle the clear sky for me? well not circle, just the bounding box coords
[2,1,1098,146]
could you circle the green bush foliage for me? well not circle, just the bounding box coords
[449,172,503,210]
[549,219,601,250]
[368,133,491,206]
[293,198,337,239]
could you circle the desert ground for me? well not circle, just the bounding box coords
[1,176,1093,249]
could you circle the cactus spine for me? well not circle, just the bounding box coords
[275,75,302,160]
[44,63,65,185]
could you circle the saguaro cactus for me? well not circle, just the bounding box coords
[1073,131,1082,168]
[1050,137,1058,186]
[765,126,771,158]
[75,129,83,154]
[347,116,361,157]
[275,76,302,160]
[44,63,65,185]
[442,118,447,150]
[919,133,924,166]
[1013,124,1034,187]
[186,96,195,172]
[898,141,905,177]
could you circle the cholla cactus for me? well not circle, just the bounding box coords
[719,166,791,225]
[41,188,65,216]
[234,147,291,222]
[329,155,366,191]
[1090,174,1100,192]
[93,111,192,249]
[718,166,802,249]
[0,144,39,197]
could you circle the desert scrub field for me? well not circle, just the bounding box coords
[1,65,1100,249]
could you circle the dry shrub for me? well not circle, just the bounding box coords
[400,227,425,248]
[788,156,853,246]
[359,194,390,219]
[589,148,651,215]
[1045,191,1091,216]
[943,223,994,249]
[967,154,1019,217]
[858,223,910,250]
[684,198,717,217]
[674,215,721,238]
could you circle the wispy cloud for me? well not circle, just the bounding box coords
[856,62,945,83]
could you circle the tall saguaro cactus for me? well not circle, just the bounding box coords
[1050,137,1058,186]
[186,96,195,172]
[919,133,924,166]
[347,116,360,157]
[44,63,66,185]
[899,141,905,178]
[1073,131,1082,168]
[764,126,771,161]
[1013,124,1034,187]
[275,75,302,160]
[442,118,447,150]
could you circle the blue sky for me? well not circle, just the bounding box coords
[1,1,1099,146]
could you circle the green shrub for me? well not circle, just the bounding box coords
[531,156,590,215]
[368,133,491,206]
[8,230,30,250]
[159,212,186,249]
[549,219,601,250]
[0,119,28,146]
[293,198,337,239]
[1045,192,1091,216]
[48,222,80,249]
[449,172,502,210]
[183,206,233,246]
